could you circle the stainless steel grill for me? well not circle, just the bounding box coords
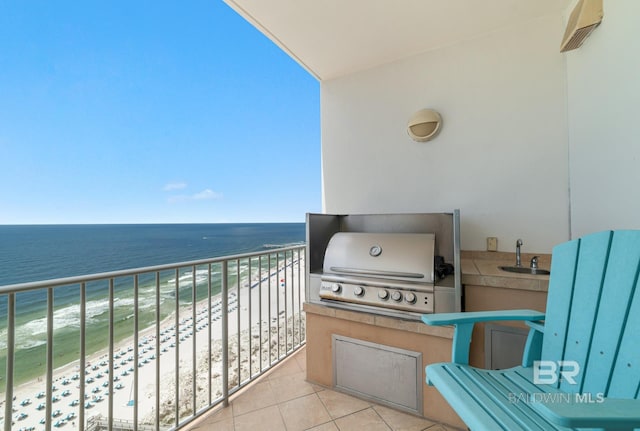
[306,211,461,320]
[318,232,449,317]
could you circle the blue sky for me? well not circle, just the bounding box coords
[0,1,320,224]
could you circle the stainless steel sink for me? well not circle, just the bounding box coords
[499,266,550,275]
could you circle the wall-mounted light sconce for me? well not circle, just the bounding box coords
[407,109,442,142]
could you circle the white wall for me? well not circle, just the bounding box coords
[566,0,640,238]
[321,14,570,252]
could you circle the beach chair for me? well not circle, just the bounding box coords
[422,230,640,430]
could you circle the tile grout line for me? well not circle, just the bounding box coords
[369,405,393,431]
[276,390,334,431]
[315,389,375,423]
[274,398,289,431]
[313,390,341,430]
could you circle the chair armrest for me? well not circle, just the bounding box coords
[533,397,640,429]
[422,310,545,365]
[422,310,545,325]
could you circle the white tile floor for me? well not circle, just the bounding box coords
[184,347,460,431]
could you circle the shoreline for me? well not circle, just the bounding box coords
[2,256,305,429]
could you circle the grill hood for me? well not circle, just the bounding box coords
[323,232,436,283]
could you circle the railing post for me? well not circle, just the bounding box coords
[3,293,15,431]
[155,272,161,431]
[248,257,252,379]
[79,282,86,431]
[284,251,288,354]
[236,259,240,386]
[298,249,307,344]
[207,264,212,407]
[258,255,263,373]
[221,261,229,407]
[46,288,53,431]
[134,275,140,431]
[276,252,280,360]
[109,278,115,431]
[191,265,197,417]
[268,253,272,365]
[173,269,179,427]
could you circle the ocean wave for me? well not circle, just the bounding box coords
[114,297,135,307]
[116,296,158,310]
[0,337,47,351]
[167,268,214,287]
[0,293,165,351]
[0,298,109,344]
[18,338,47,350]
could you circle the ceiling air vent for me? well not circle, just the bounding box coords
[560,0,603,52]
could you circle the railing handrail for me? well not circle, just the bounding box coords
[0,244,306,294]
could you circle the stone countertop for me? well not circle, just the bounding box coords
[461,251,550,292]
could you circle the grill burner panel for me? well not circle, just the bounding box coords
[319,277,434,314]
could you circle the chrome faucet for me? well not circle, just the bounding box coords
[515,239,523,267]
[530,256,539,270]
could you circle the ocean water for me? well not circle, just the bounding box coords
[0,223,305,385]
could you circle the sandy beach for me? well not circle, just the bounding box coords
[2,256,305,430]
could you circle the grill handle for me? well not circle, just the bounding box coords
[329,266,426,279]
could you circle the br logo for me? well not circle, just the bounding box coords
[533,360,580,385]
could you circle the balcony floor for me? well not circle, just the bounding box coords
[184,347,459,431]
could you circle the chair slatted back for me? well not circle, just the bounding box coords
[541,230,640,397]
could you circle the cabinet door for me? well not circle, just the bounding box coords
[485,324,528,370]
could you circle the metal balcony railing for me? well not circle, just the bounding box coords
[0,245,306,431]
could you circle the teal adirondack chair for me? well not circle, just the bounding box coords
[422,230,640,431]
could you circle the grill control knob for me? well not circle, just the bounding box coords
[353,286,364,297]
[331,283,342,293]
[391,291,403,302]
[405,292,417,304]
[378,289,389,300]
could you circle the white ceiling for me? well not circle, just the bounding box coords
[223,0,572,81]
